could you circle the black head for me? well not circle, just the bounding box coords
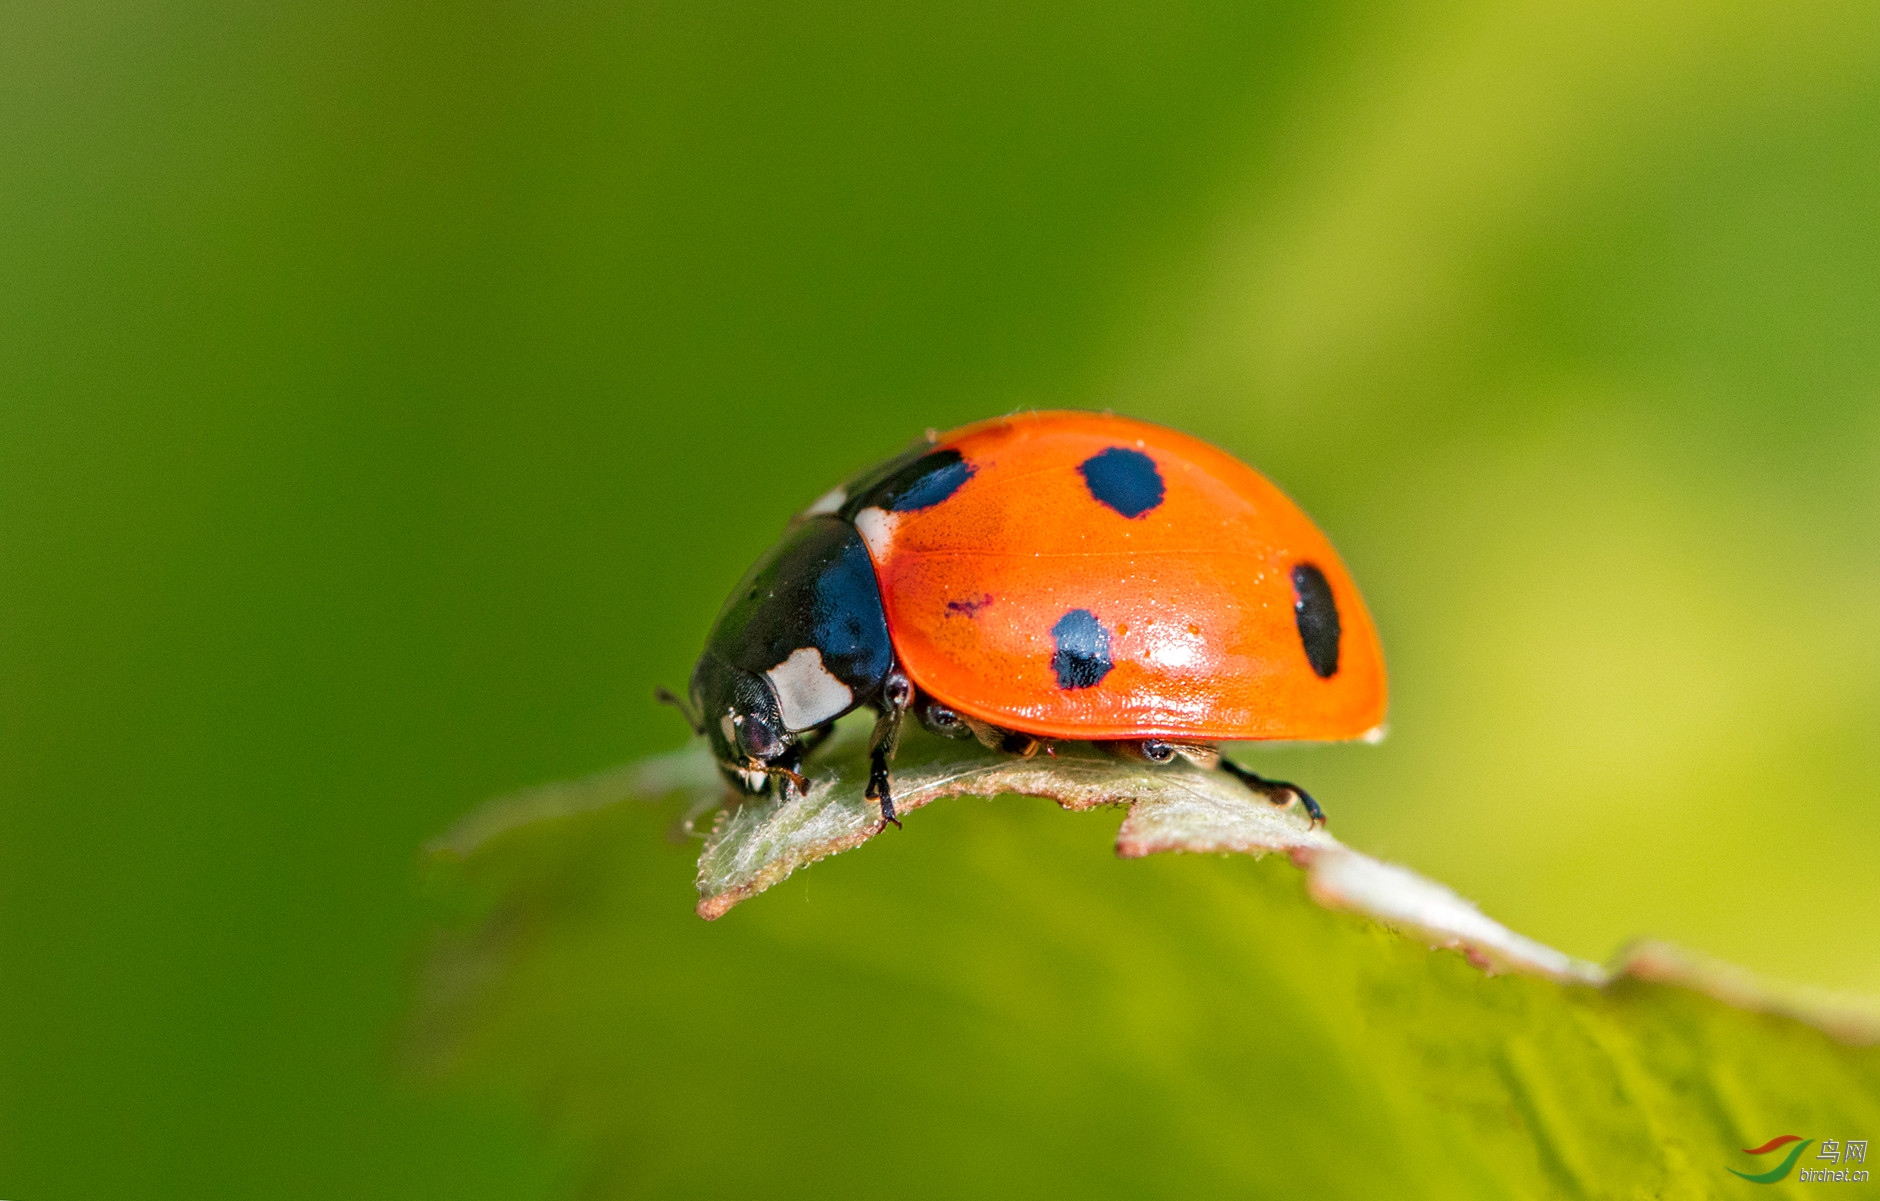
[688,651,791,792]
[682,515,896,795]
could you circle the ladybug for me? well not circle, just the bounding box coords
[662,411,1386,829]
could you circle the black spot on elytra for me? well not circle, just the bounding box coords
[1050,609,1113,689]
[875,448,973,512]
[945,593,993,617]
[1077,447,1164,518]
[1291,563,1341,678]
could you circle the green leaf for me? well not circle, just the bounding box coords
[414,729,1880,1199]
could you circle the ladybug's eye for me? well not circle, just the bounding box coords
[734,711,783,760]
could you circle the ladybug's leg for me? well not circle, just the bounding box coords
[791,721,837,765]
[959,714,1046,757]
[1100,739,1215,768]
[1215,755,1326,827]
[865,672,913,830]
[865,736,898,829]
[915,698,973,740]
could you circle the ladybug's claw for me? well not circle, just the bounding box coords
[1292,788,1327,828]
[864,759,902,826]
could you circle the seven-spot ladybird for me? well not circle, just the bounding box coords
[661,411,1387,829]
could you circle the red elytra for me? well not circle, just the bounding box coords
[850,411,1388,743]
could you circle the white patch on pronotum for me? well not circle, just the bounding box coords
[852,506,899,561]
[1360,723,1389,745]
[765,647,854,731]
[802,485,846,517]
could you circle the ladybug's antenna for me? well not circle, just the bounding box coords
[654,686,703,735]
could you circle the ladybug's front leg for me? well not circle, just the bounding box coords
[788,721,836,772]
[865,671,913,831]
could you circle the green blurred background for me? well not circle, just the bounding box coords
[5,0,1880,1196]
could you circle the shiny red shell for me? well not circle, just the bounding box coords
[848,411,1387,742]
